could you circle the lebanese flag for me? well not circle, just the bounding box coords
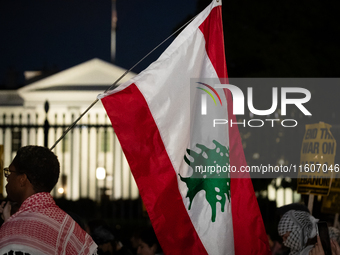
[99,0,270,254]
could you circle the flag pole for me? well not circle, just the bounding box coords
[49,15,197,151]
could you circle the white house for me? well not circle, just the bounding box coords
[0,58,139,201]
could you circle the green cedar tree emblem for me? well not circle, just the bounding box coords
[179,140,231,222]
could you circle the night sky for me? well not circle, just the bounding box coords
[0,0,198,89]
[1,0,340,90]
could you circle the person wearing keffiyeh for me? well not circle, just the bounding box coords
[278,210,319,255]
[0,145,98,255]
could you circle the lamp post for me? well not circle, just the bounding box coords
[57,174,67,198]
[96,167,106,181]
[96,167,107,203]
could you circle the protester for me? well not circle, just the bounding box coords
[278,210,319,255]
[90,223,133,255]
[278,210,340,255]
[0,145,97,255]
[130,228,141,254]
[267,233,288,255]
[0,201,18,224]
[329,226,340,246]
[137,227,163,255]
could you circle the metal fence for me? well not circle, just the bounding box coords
[0,101,139,203]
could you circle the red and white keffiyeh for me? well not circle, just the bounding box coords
[0,192,97,255]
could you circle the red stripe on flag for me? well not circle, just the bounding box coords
[101,84,208,255]
[199,4,271,255]
[199,5,227,79]
[226,90,271,255]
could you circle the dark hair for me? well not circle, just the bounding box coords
[91,225,115,245]
[140,227,162,253]
[12,145,60,192]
